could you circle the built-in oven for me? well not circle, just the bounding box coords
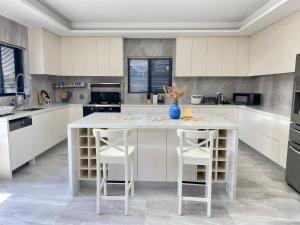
[83,83,122,117]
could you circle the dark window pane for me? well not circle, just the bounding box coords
[129,59,148,93]
[1,46,16,94]
[151,59,171,93]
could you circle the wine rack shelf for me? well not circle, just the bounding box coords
[78,128,107,180]
[196,129,228,183]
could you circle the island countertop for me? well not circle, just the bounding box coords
[68,112,238,130]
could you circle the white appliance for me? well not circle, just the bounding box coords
[190,95,203,105]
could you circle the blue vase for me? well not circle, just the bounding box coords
[169,102,181,119]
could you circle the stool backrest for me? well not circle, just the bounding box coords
[93,128,131,157]
[177,129,216,158]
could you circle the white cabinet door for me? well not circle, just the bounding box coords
[9,125,34,170]
[54,108,69,142]
[109,37,124,76]
[138,129,167,181]
[28,28,60,75]
[176,37,192,77]
[97,37,110,76]
[236,37,250,76]
[32,112,53,156]
[166,130,195,181]
[43,29,60,75]
[108,129,138,180]
[60,37,73,76]
[206,37,222,76]
[71,37,85,76]
[191,37,207,76]
[84,37,98,76]
[221,37,237,76]
[69,106,83,122]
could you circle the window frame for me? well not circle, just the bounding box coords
[128,57,172,94]
[0,43,24,97]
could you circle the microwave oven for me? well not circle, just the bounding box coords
[233,93,261,105]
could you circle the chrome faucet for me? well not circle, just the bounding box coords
[15,73,25,109]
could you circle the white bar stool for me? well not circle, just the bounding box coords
[93,128,135,216]
[176,129,215,217]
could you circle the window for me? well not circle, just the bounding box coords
[128,58,172,93]
[0,44,24,96]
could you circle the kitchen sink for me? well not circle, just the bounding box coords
[20,107,43,111]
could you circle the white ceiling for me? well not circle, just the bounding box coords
[41,0,269,23]
[0,0,300,37]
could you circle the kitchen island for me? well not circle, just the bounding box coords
[68,112,239,200]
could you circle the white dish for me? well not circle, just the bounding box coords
[0,106,14,116]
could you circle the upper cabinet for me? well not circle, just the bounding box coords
[191,37,207,76]
[29,32,124,77]
[175,37,193,76]
[28,28,60,75]
[109,37,124,76]
[60,36,123,76]
[248,11,300,76]
[221,37,237,76]
[176,36,249,77]
[60,37,73,76]
[84,37,98,76]
[206,37,222,76]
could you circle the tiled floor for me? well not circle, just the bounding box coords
[0,141,299,225]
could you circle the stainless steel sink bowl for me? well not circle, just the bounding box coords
[20,107,43,111]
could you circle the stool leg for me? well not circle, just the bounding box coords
[205,165,208,198]
[103,163,107,196]
[178,158,183,216]
[207,161,212,217]
[96,160,101,215]
[125,162,129,216]
[130,158,134,196]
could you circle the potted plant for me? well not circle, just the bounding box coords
[163,84,185,119]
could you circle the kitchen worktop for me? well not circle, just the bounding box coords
[68,112,238,130]
[0,104,82,122]
[0,103,290,122]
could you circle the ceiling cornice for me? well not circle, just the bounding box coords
[1,0,300,37]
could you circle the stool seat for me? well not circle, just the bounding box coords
[176,147,209,159]
[100,146,135,158]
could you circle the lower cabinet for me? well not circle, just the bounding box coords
[239,108,289,168]
[9,124,34,170]
[32,106,83,157]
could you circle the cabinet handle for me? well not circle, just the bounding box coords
[289,145,300,155]
[291,128,300,134]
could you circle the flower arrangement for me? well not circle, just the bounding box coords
[163,83,186,103]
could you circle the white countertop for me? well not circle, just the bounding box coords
[0,103,290,122]
[244,105,290,120]
[0,104,82,122]
[68,112,238,130]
